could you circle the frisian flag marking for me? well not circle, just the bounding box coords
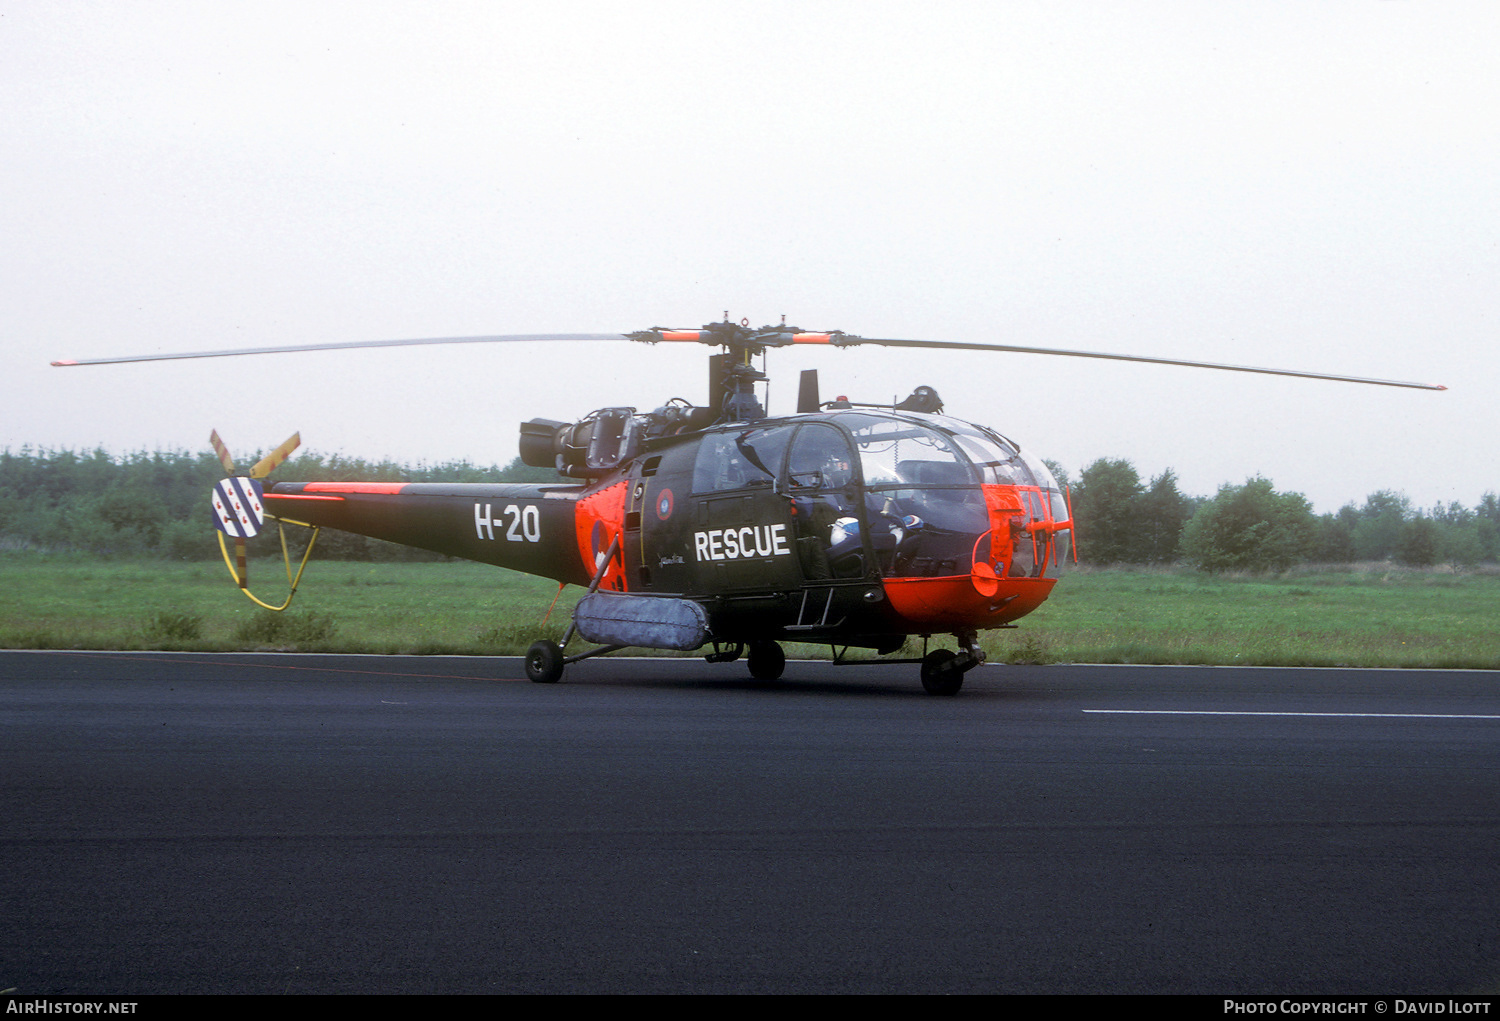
[211,477,265,538]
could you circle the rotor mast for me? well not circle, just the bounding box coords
[627,314,857,423]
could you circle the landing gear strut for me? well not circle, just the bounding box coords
[525,534,625,684]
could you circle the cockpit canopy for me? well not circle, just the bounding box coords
[687,410,1070,580]
[687,411,1062,495]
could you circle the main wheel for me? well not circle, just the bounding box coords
[747,640,786,681]
[525,640,565,684]
[920,649,963,696]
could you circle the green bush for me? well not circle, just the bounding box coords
[1180,477,1316,573]
[142,609,204,643]
[233,609,338,647]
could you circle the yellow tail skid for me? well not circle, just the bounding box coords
[217,519,321,611]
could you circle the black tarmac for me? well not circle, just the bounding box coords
[3,651,1497,995]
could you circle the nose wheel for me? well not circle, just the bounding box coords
[920,650,962,695]
[920,631,985,695]
[747,640,786,681]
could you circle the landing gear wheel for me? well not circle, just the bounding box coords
[747,640,786,681]
[920,649,963,696]
[525,640,565,684]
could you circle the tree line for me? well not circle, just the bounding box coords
[3,446,1496,571]
[1055,458,1500,571]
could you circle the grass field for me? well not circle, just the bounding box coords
[1008,564,1500,669]
[2,553,1497,669]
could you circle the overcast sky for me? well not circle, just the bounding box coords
[5,1,1494,514]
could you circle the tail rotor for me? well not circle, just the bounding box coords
[208,430,300,588]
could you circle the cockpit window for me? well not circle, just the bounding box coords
[1016,449,1060,491]
[692,425,794,492]
[787,423,855,490]
[945,425,1035,487]
[832,414,987,538]
[837,414,977,489]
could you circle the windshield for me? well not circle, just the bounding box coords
[802,413,1068,580]
[829,414,987,538]
[941,422,1036,487]
[838,414,977,489]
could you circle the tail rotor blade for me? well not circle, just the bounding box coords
[209,430,237,474]
[235,537,248,589]
[250,432,301,479]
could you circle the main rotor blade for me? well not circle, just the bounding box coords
[632,326,1445,390]
[51,333,628,367]
[835,336,1447,391]
[52,324,1446,391]
[249,432,301,479]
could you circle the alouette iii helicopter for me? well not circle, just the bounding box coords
[54,317,1444,694]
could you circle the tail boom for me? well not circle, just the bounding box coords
[263,481,593,585]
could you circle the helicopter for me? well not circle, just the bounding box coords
[53,317,1445,694]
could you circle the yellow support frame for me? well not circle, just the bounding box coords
[217,518,321,612]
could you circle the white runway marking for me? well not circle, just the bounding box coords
[1084,710,1500,720]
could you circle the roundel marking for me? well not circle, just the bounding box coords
[655,488,674,520]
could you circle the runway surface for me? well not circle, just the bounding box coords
[2,650,1498,995]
